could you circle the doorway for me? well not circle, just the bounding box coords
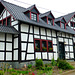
[59,42,65,60]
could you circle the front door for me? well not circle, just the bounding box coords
[59,42,65,60]
[74,43,75,61]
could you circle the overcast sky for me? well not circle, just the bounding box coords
[4,0,75,18]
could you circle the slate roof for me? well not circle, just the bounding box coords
[0,25,18,34]
[0,0,75,35]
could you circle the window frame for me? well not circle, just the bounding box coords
[0,16,11,26]
[34,39,53,52]
[70,22,75,27]
[60,21,66,29]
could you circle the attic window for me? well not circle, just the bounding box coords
[48,18,53,25]
[70,22,75,27]
[31,13,37,21]
[61,22,65,29]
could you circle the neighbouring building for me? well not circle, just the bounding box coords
[0,0,75,68]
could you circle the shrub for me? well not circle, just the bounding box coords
[51,58,56,66]
[45,64,48,67]
[45,66,52,71]
[0,71,4,75]
[11,72,18,75]
[57,60,74,70]
[45,70,53,75]
[28,64,32,69]
[35,59,43,69]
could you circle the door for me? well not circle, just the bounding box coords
[59,42,65,60]
[74,43,75,61]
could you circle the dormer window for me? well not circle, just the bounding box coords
[61,22,65,29]
[31,13,37,21]
[70,22,75,27]
[48,18,53,25]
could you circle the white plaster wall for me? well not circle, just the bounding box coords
[73,37,75,42]
[3,10,6,19]
[70,46,73,52]
[70,34,72,38]
[26,54,34,60]
[14,38,18,48]
[65,53,69,59]
[59,38,63,42]
[14,25,18,31]
[0,42,5,50]
[53,45,57,52]
[14,50,18,60]
[34,26,39,34]
[41,28,45,35]
[6,34,12,42]
[11,21,18,26]
[52,30,56,37]
[7,11,10,17]
[70,53,74,58]
[62,33,65,37]
[21,24,29,32]
[0,33,5,41]
[64,39,68,44]
[69,39,73,45]
[6,43,12,51]
[65,46,69,51]
[30,26,33,33]
[48,53,53,60]
[6,52,12,60]
[54,53,57,60]
[21,33,28,41]
[47,37,51,40]
[47,29,51,36]
[29,34,33,42]
[21,43,27,51]
[21,52,26,60]
[41,36,46,40]
[0,52,4,60]
[53,38,57,44]
[34,35,40,39]
[57,32,61,36]
[42,52,47,59]
[27,43,34,53]
[66,34,69,38]
[36,52,41,59]
[11,16,14,21]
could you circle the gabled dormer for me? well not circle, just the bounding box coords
[40,11,55,26]
[24,5,40,22]
[55,17,66,29]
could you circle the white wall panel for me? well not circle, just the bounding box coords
[70,53,74,58]
[59,38,63,42]
[65,46,69,51]
[0,52,4,60]
[57,32,61,36]
[69,39,73,45]
[53,45,57,52]
[30,26,33,33]
[48,53,53,60]
[34,35,40,39]
[73,38,75,42]
[14,38,18,48]
[53,38,57,44]
[64,39,68,44]
[21,43,26,51]
[54,53,57,60]
[0,33,5,41]
[52,30,56,37]
[14,25,18,30]
[65,53,69,59]
[21,24,29,32]
[0,42,5,50]
[27,43,34,53]
[70,46,73,52]
[14,50,18,60]
[66,34,69,38]
[41,28,45,35]
[7,11,10,17]
[34,26,39,34]
[70,34,72,38]
[0,17,2,20]
[21,52,26,60]
[11,21,18,26]
[62,33,65,37]
[3,10,6,19]
[6,52,12,60]
[21,33,28,41]
[26,54,34,60]
[11,16,14,21]
[41,36,46,40]
[36,52,41,59]
[42,52,47,59]
[6,34,12,41]
[47,37,51,40]
[47,29,51,36]
[6,43,12,51]
[29,34,33,42]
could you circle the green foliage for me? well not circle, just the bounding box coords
[45,64,48,67]
[11,72,19,75]
[45,67,52,71]
[57,60,74,70]
[35,59,43,69]
[28,64,32,69]
[51,58,56,66]
[45,70,53,75]
[8,68,16,73]
[0,71,4,75]
[57,58,60,63]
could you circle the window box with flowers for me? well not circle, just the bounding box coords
[35,47,40,51]
[42,47,47,51]
[49,48,53,52]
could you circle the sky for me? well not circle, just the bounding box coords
[4,0,75,18]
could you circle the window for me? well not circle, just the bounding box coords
[70,22,75,27]
[48,18,53,25]
[61,22,65,28]
[0,21,2,25]
[31,13,37,21]
[3,19,6,25]
[34,39,53,52]
[7,17,11,26]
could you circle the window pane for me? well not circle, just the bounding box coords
[31,13,37,21]
[35,40,40,51]
[71,22,73,27]
[48,41,53,52]
[42,41,47,51]
[61,23,65,28]
[3,19,6,25]
[48,19,53,25]
[74,23,75,27]
[7,17,11,26]
[0,21,2,25]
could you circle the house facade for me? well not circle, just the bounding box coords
[0,0,75,65]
